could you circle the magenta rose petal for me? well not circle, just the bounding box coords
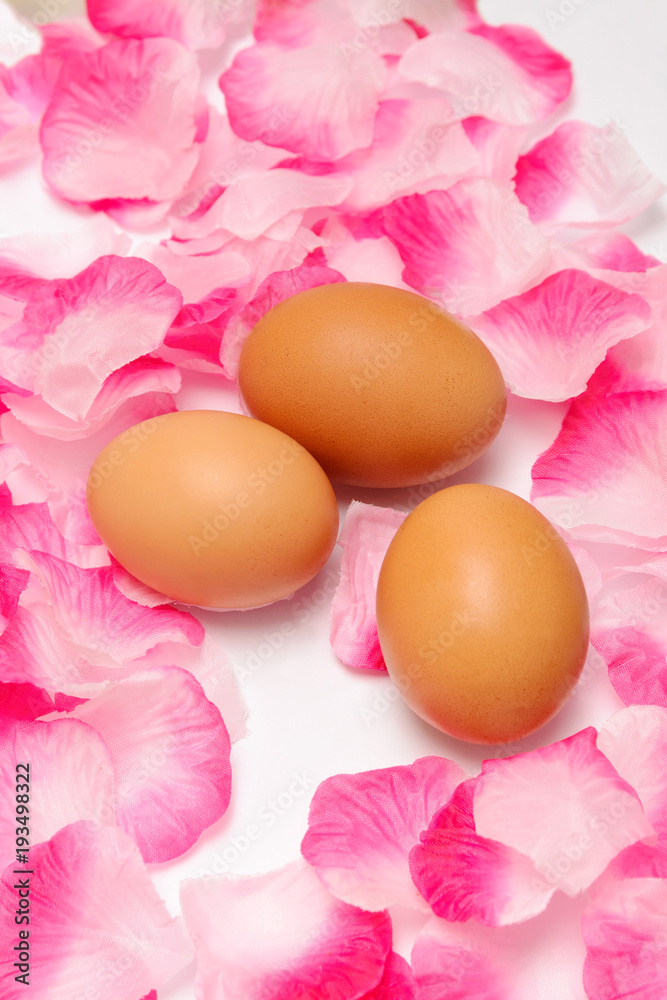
[0,717,115,870]
[362,952,417,1000]
[302,756,466,910]
[181,858,392,1000]
[515,120,666,229]
[59,666,232,863]
[0,490,107,568]
[0,681,55,720]
[469,269,651,401]
[87,0,243,51]
[376,179,551,315]
[330,500,406,672]
[0,821,193,999]
[40,38,201,204]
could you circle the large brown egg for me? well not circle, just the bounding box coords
[86,410,338,609]
[238,282,506,488]
[376,485,589,744]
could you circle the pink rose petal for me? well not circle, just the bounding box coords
[180,859,392,1000]
[531,378,667,547]
[302,755,466,910]
[41,38,200,203]
[376,179,551,315]
[0,492,107,568]
[88,0,237,50]
[220,40,387,161]
[61,666,231,863]
[362,952,417,1000]
[410,780,554,926]
[0,821,193,999]
[515,120,665,229]
[0,563,29,631]
[473,728,653,896]
[330,500,406,671]
[598,706,667,836]
[469,269,651,401]
[0,717,115,871]
[0,217,131,281]
[0,681,54,720]
[412,917,509,1000]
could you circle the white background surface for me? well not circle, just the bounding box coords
[2,1,667,997]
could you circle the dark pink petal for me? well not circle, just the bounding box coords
[411,781,553,925]
[569,231,661,273]
[412,918,509,1000]
[583,877,667,1000]
[165,288,238,368]
[515,121,665,228]
[41,38,200,203]
[181,859,392,1000]
[220,41,387,160]
[598,706,667,836]
[376,179,550,314]
[0,718,115,870]
[221,247,345,377]
[0,681,54,720]
[473,728,653,895]
[0,821,193,998]
[362,952,417,1000]
[399,22,570,126]
[62,666,231,863]
[88,0,239,50]
[330,501,406,671]
[0,563,29,631]
[531,382,667,546]
[470,269,651,401]
[0,495,107,568]
[302,755,466,909]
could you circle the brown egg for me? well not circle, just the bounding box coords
[238,282,506,488]
[86,410,338,609]
[376,485,589,744]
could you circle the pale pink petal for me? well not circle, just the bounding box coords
[531,380,667,547]
[0,491,107,568]
[139,241,251,302]
[0,718,114,870]
[220,41,387,161]
[412,917,509,1000]
[362,952,417,1000]
[0,821,193,999]
[603,265,667,392]
[41,38,200,203]
[473,728,653,896]
[349,0,480,34]
[0,71,38,165]
[411,781,554,926]
[255,0,357,46]
[62,666,231,863]
[323,231,410,287]
[330,501,406,671]
[0,217,130,281]
[180,859,392,1000]
[0,681,54,720]
[461,116,527,185]
[111,554,175,607]
[598,706,667,836]
[88,0,240,50]
[469,269,651,401]
[0,441,27,481]
[399,23,570,125]
[590,574,667,707]
[221,246,345,377]
[583,877,667,1000]
[302,755,466,910]
[515,121,665,229]
[568,231,661,273]
[0,255,181,418]
[376,179,551,315]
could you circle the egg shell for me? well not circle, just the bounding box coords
[376,484,590,744]
[238,282,507,488]
[86,410,339,610]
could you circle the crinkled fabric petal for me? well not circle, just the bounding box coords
[412,917,509,1000]
[410,781,554,926]
[568,231,661,274]
[61,666,231,863]
[302,755,466,910]
[531,381,667,547]
[41,38,200,203]
[0,216,130,281]
[180,859,392,1000]
[469,269,651,401]
[0,717,114,869]
[0,821,193,999]
[330,501,406,671]
[461,116,527,186]
[221,247,346,377]
[0,255,181,419]
[399,24,570,126]
[602,265,667,392]
[164,288,238,369]
[0,492,107,568]
[473,727,653,896]
[0,562,28,632]
[376,179,551,315]
[598,705,667,836]
[582,877,667,1000]
[0,681,54,720]
[361,952,417,1000]
[220,41,387,161]
[88,0,237,50]
[590,574,667,707]
[515,121,665,229]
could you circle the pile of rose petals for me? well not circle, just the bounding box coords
[0,0,666,996]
